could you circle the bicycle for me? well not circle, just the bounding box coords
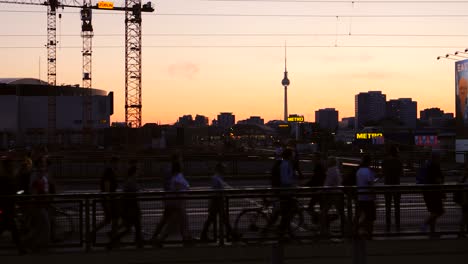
[233,196,310,243]
[233,194,344,243]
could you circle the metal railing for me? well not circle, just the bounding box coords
[0,184,467,253]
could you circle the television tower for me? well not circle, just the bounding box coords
[281,44,290,122]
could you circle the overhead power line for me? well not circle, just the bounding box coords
[0,44,465,48]
[2,9,468,17]
[2,33,468,37]
[205,0,468,3]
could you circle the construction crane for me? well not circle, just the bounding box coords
[0,0,154,146]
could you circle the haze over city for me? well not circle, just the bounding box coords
[0,0,465,124]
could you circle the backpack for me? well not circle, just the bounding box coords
[453,177,468,205]
[271,160,282,188]
[342,166,357,186]
[416,161,429,184]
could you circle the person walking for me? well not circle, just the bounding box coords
[200,162,233,241]
[420,152,445,236]
[96,157,120,240]
[277,148,298,238]
[382,145,403,232]
[0,156,26,255]
[152,155,192,245]
[24,155,51,252]
[307,152,327,225]
[355,155,377,239]
[108,159,143,248]
[455,160,468,237]
[320,157,345,236]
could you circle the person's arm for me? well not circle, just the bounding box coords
[368,170,376,186]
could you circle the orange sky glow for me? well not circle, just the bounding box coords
[0,0,464,125]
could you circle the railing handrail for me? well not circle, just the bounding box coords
[1,183,467,200]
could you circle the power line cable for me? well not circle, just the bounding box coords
[0,44,465,48]
[2,33,468,37]
[1,9,468,17]
[204,0,468,3]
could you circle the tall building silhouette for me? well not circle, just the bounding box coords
[315,108,339,130]
[355,91,386,129]
[386,98,417,129]
[217,112,235,129]
[281,44,290,122]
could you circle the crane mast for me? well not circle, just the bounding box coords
[0,0,155,143]
[125,0,143,128]
[81,1,93,143]
[47,0,58,145]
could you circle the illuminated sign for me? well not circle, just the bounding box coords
[415,135,438,146]
[278,124,289,128]
[287,116,304,123]
[355,133,383,139]
[355,132,384,144]
[456,59,468,140]
[98,1,114,9]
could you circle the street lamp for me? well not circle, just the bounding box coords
[437,55,458,60]
[455,51,468,57]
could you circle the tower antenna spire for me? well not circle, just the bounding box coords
[284,41,287,71]
[281,41,290,122]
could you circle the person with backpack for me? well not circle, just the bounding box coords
[355,155,377,239]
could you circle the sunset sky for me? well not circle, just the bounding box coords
[1,0,467,125]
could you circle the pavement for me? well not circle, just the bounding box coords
[0,238,467,264]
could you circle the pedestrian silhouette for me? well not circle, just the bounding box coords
[200,162,233,241]
[382,145,403,232]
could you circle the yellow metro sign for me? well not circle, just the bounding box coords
[287,116,304,123]
[355,132,383,140]
[98,1,114,9]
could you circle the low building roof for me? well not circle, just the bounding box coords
[0,78,48,85]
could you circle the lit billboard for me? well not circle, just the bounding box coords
[456,59,468,139]
[355,132,384,144]
[414,135,438,146]
[287,116,304,123]
[97,1,114,9]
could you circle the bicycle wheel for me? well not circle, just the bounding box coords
[288,209,305,236]
[234,209,268,242]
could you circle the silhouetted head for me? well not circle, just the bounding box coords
[172,160,182,174]
[0,156,14,175]
[360,154,371,167]
[214,162,226,174]
[389,145,399,157]
[282,148,293,160]
[327,157,337,168]
[431,151,441,164]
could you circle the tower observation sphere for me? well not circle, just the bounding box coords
[282,73,290,86]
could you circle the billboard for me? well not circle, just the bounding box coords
[287,115,304,122]
[414,135,438,146]
[456,59,468,139]
[355,132,385,144]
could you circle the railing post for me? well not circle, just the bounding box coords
[79,200,84,248]
[84,197,91,252]
[218,192,225,246]
[92,199,97,245]
[271,242,284,264]
[345,188,354,238]
[352,238,367,264]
